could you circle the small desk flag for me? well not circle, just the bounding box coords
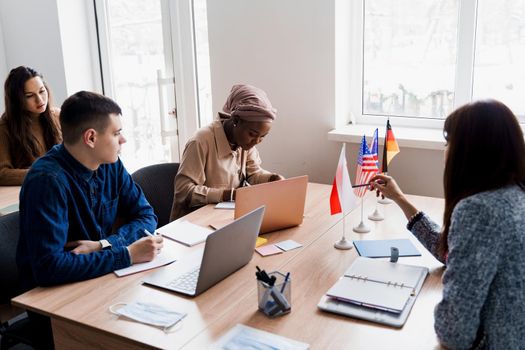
[354,135,379,197]
[330,144,357,215]
[381,119,400,173]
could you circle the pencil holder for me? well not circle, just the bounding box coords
[257,271,291,317]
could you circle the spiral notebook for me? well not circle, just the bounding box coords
[319,257,428,327]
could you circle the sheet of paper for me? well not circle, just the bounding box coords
[0,203,19,215]
[275,239,302,251]
[213,324,309,350]
[208,217,234,230]
[157,220,213,246]
[215,201,235,209]
[255,244,283,256]
[114,251,177,277]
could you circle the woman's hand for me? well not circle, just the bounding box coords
[369,174,419,220]
[222,188,235,202]
[269,174,285,182]
[369,174,404,202]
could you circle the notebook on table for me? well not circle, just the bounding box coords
[156,220,213,246]
[353,239,421,258]
[234,175,308,234]
[318,257,428,327]
[142,206,264,296]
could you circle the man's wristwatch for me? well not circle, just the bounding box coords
[99,239,112,250]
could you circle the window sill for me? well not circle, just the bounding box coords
[327,124,445,151]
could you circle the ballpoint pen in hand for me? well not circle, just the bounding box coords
[143,229,157,237]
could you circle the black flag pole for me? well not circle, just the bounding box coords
[381,118,390,174]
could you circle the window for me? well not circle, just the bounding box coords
[351,0,525,125]
[472,0,525,117]
[96,0,174,172]
[193,0,213,126]
[95,0,212,171]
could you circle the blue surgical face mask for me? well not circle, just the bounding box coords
[110,301,186,332]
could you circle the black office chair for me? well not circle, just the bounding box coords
[132,162,180,228]
[0,211,33,350]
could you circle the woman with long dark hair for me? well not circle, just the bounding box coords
[370,100,525,349]
[0,66,61,185]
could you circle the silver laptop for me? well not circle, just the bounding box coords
[143,206,265,296]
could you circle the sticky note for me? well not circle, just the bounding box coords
[255,244,283,256]
[256,237,268,247]
[275,240,302,251]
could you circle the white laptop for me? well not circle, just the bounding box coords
[143,206,265,296]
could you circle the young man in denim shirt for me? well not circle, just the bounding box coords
[16,91,163,349]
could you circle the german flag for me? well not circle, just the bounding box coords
[381,119,400,173]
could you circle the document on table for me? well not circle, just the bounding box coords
[212,324,309,350]
[215,201,235,209]
[353,239,421,258]
[114,251,177,277]
[157,220,213,246]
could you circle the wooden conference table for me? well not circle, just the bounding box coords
[13,183,445,349]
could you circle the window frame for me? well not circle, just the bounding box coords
[348,0,480,129]
[92,0,201,162]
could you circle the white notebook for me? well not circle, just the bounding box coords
[325,257,428,314]
[156,220,213,246]
[114,251,177,277]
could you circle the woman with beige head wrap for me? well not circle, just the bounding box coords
[170,84,284,221]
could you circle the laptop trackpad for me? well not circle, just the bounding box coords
[142,248,204,287]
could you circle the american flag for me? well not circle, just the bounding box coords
[354,134,379,197]
[369,128,379,164]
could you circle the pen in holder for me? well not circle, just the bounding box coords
[257,271,291,317]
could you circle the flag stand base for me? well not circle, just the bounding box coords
[378,197,393,204]
[353,221,371,233]
[334,237,353,250]
[368,208,384,221]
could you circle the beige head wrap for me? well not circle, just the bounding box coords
[219,84,277,122]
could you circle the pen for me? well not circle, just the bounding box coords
[352,180,386,188]
[352,183,371,188]
[280,272,290,293]
[143,229,156,237]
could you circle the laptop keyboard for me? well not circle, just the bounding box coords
[166,267,200,293]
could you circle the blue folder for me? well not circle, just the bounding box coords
[353,239,421,258]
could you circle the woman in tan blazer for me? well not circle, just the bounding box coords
[170,84,283,220]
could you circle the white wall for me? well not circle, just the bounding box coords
[0,0,68,105]
[207,0,444,197]
[0,16,7,102]
[207,0,342,184]
[0,0,98,108]
[56,0,99,95]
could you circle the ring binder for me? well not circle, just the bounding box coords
[322,257,429,319]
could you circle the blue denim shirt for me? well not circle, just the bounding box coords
[16,144,157,288]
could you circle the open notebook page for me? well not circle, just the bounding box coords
[114,250,177,277]
[326,276,412,313]
[344,257,426,288]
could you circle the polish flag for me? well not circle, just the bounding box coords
[330,144,357,215]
